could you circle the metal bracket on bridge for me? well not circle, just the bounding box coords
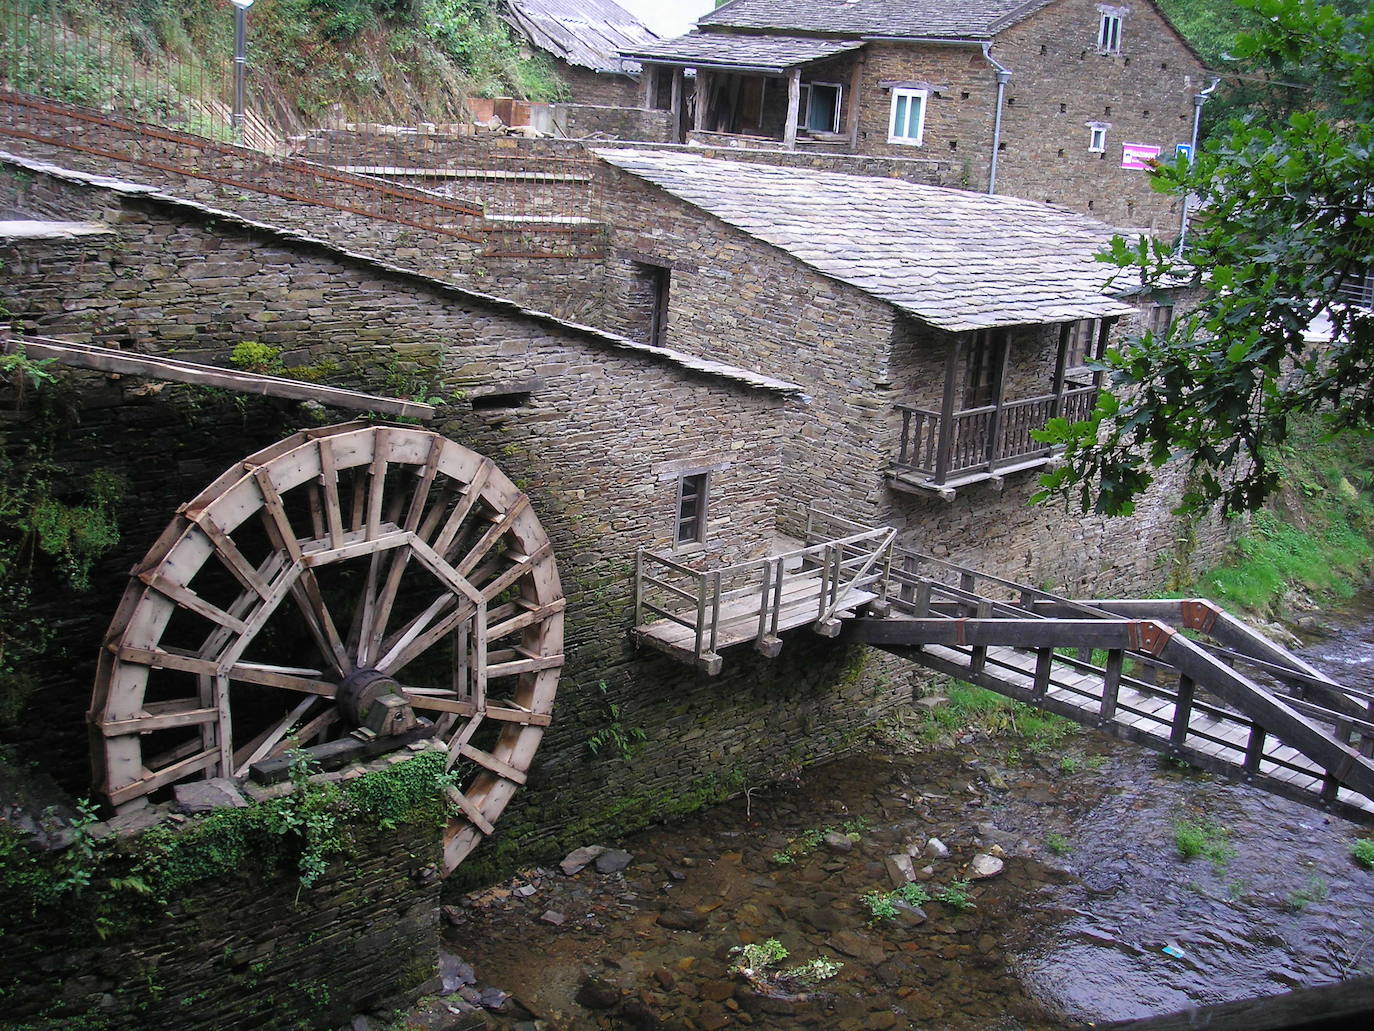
[1180,599,1221,634]
[1129,620,1176,657]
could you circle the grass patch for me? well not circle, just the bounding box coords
[1173,818,1236,872]
[934,879,975,911]
[1352,838,1374,869]
[917,682,1078,750]
[1045,831,1071,856]
[860,882,930,923]
[1187,418,1374,616]
[1287,872,1329,912]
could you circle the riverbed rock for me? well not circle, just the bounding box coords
[925,837,950,859]
[596,848,634,874]
[657,909,708,932]
[560,845,608,875]
[968,853,1004,880]
[438,951,477,995]
[824,830,855,853]
[884,853,916,886]
[173,778,248,814]
[538,910,566,926]
[575,974,622,1010]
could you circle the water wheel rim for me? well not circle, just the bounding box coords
[89,422,563,875]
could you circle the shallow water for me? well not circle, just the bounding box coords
[444,613,1374,1030]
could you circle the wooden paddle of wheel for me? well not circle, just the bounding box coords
[89,422,564,875]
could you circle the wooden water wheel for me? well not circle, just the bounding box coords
[89,422,564,874]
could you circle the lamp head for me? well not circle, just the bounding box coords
[229,0,254,9]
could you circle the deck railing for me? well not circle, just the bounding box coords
[894,385,1097,484]
[634,525,896,669]
[1336,266,1374,309]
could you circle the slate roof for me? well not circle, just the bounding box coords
[698,0,1055,41]
[500,0,659,74]
[594,150,1136,332]
[622,32,865,72]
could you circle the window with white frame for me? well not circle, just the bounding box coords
[1098,12,1122,52]
[797,82,843,133]
[888,88,927,145]
[1089,125,1108,152]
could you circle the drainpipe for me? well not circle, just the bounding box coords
[983,44,1011,195]
[1177,77,1222,250]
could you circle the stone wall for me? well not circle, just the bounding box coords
[0,808,441,1030]
[993,0,1207,230]
[553,59,644,109]
[590,159,1234,595]
[549,102,674,142]
[0,158,925,899]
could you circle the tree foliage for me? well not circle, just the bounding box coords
[1036,0,1374,517]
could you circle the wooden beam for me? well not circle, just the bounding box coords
[669,68,684,142]
[846,51,864,150]
[3,334,436,421]
[784,68,801,150]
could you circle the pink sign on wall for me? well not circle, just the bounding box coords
[1121,143,1162,170]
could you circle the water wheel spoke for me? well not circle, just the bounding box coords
[404,438,444,532]
[225,662,336,697]
[378,598,478,677]
[286,574,351,677]
[431,460,492,557]
[92,424,564,880]
[454,497,529,578]
[233,695,320,776]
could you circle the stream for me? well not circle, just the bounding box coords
[428,609,1374,1031]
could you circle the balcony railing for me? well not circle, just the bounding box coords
[894,385,1097,487]
[1336,267,1374,309]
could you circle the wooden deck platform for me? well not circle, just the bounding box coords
[634,573,877,674]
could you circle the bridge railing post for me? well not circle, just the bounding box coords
[1100,650,1123,723]
[633,549,644,626]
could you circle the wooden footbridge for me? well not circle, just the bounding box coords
[634,510,1374,822]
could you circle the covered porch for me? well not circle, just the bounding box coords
[889,317,1117,497]
[623,33,866,150]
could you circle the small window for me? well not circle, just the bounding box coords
[675,473,708,546]
[1089,125,1107,152]
[888,88,927,146]
[798,82,843,133]
[1066,319,1097,367]
[637,263,670,347]
[1098,13,1122,53]
[1144,303,1174,337]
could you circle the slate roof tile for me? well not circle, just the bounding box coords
[595,149,1135,332]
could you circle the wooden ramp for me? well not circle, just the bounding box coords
[849,599,1374,822]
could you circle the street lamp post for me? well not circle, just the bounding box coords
[230,0,254,139]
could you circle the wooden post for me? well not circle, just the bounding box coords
[1033,648,1053,699]
[1051,322,1071,421]
[783,68,801,150]
[1100,649,1123,722]
[694,69,710,132]
[633,549,644,625]
[987,330,1012,470]
[669,67,684,142]
[1171,674,1195,747]
[846,52,864,150]
[1092,317,1116,390]
[641,63,658,109]
[970,600,992,675]
[935,333,963,485]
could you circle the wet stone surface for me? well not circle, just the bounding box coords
[433,735,1373,1030]
[422,612,1374,1030]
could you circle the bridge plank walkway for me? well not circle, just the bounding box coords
[903,639,1374,821]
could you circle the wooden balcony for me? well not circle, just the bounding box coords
[890,384,1097,498]
[632,521,896,674]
